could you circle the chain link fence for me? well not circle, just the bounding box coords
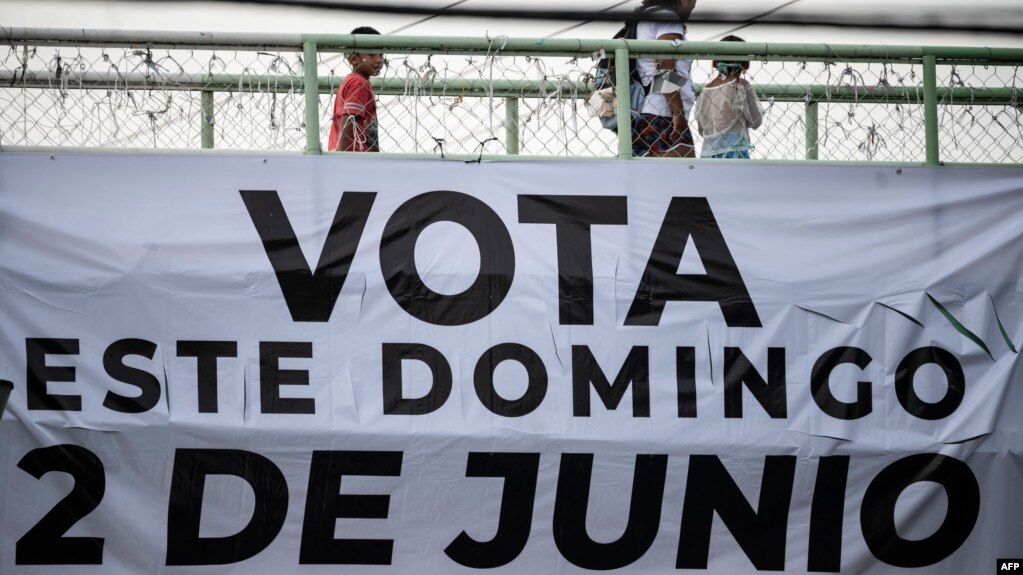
[2,30,1021,164]
[315,46,617,157]
[0,43,309,150]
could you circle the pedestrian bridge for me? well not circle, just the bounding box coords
[2,27,1021,165]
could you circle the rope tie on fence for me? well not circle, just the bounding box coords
[47,52,67,99]
[157,51,185,80]
[838,64,865,120]
[818,61,833,149]
[237,66,256,109]
[1012,69,1022,148]
[858,123,885,159]
[4,39,28,86]
[131,48,165,81]
[552,75,572,151]
[207,53,226,75]
[482,34,508,136]
[419,57,439,92]
[1011,68,1020,111]
[263,53,299,137]
[466,136,498,164]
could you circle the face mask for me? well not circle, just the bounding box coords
[716,62,743,75]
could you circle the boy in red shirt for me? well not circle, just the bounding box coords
[327,27,384,152]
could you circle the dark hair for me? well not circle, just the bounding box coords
[636,0,690,23]
[347,27,381,58]
[717,35,747,73]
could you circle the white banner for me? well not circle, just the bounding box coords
[0,153,1021,573]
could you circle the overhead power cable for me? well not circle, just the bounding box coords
[388,0,471,34]
[701,0,803,41]
[545,0,632,39]
[122,0,1023,36]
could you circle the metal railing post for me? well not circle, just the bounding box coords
[614,47,632,159]
[303,41,322,155]
[923,54,940,166]
[200,89,214,149]
[805,101,818,160]
[505,97,520,155]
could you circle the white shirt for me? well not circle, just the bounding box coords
[636,10,695,118]
[693,78,764,156]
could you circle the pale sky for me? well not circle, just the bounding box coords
[4,0,1023,48]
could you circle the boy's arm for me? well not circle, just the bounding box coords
[337,115,357,151]
[655,31,684,90]
[655,29,684,72]
[665,91,689,137]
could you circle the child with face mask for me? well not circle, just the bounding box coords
[693,35,764,158]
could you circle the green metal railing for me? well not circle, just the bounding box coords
[4,28,1023,165]
[303,34,1023,164]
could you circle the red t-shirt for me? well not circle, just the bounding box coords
[327,73,378,152]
